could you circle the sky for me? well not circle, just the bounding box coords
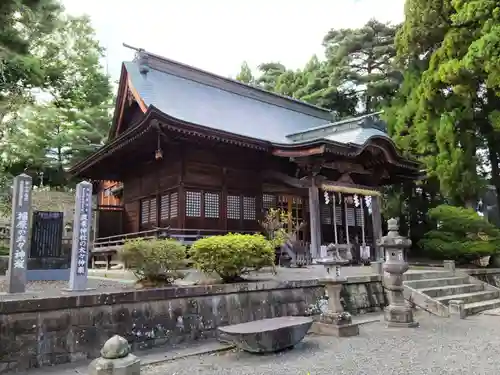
[62,0,405,81]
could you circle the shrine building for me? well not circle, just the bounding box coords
[69,46,421,260]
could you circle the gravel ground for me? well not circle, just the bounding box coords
[142,311,500,375]
[0,276,134,300]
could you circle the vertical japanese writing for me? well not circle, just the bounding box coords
[13,211,28,269]
[76,186,91,276]
[8,173,32,293]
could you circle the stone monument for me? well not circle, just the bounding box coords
[7,174,32,293]
[68,181,93,291]
[378,218,418,328]
[311,258,360,337]
[88,335,140,375]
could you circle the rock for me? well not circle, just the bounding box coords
[101,335,130,359]
[217,316,313,353]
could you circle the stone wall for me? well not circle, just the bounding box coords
[0,277,388,373]
[464,268,500,287]
[343,276,387,314]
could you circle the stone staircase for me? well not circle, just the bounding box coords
[403,270,500,317]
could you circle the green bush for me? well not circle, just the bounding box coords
[420,204,500,262]
[189,233,274,282]
[119,238,186,285]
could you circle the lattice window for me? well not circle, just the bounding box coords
[170,192,178,218]
[321,204,332,224]
[141,199,150,224]
[243,196,256,220]
[149,198,157,223]
[262,194,276,210]
[204,192,220,218]
[356,207,364,226]
[186,191,202,217]
[160,194,170,220]
[227,195,241,220]
[346,207,355,226]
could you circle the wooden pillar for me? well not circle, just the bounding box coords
[371,195,383,260]
[308,180,322,259]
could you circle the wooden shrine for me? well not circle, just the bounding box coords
[69,45,421,262]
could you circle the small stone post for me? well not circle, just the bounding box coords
[312,258,360,337]
[88,335,140,375]
[7,174,32,293]
[449,299,466,319]
[68,181,93,291]
[378,218,418,328]
[443,260,456,274]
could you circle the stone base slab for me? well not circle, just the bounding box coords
[310,321,360,337]
[386,321,419,328]
[88,354,140,375]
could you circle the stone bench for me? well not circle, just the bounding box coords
[217,316,313,353]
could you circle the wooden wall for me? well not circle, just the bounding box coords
[113,140,306,235]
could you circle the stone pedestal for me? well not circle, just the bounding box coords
[378,218,418,328]
[311,269,359,337]
[88,335,140,375]
[443,260,456,274]
[449,299,466,319]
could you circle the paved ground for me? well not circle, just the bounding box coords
[142,311,500,375]
[0,276,134,301]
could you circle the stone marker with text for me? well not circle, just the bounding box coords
[8,174,32,293]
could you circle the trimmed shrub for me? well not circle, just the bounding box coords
[189,233,274,282]
[119,238,186,285]
[420,204,500,263]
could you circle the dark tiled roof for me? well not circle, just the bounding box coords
[124,57,333,143]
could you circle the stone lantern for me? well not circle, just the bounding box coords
[313,258,359,337]
[377,218,418,328]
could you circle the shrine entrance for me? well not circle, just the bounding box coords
[276,195,307,240]
[318,185,382,262]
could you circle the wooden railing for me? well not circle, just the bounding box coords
[92,227,259,253]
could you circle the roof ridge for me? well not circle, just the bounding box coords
[123,44,334,120]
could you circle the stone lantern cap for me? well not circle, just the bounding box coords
[377,218,412,249]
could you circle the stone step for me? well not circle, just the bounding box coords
[435,290,499,305]
[418,283,484,298]
[464,299,500,316]
[403,271,454,282]
[405,276,470,289]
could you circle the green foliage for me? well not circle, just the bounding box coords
[120,238,186,284]
[1,14,113,187]
[237,19,399,117]
[420,205,500,262]
[0,0,62,117]
[189,233,274,282]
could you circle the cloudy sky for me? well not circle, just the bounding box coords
[62,0,405,81]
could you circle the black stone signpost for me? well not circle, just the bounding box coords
[30,211,64,258]
[68,181,93,291]
[7,174,32,293]
[27,210,68,281]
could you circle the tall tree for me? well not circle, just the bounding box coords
[0,0,62,137]
[235,61,254,84]
[3,14,113,187]
[323,19,401,113]
[388,0,500,208]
